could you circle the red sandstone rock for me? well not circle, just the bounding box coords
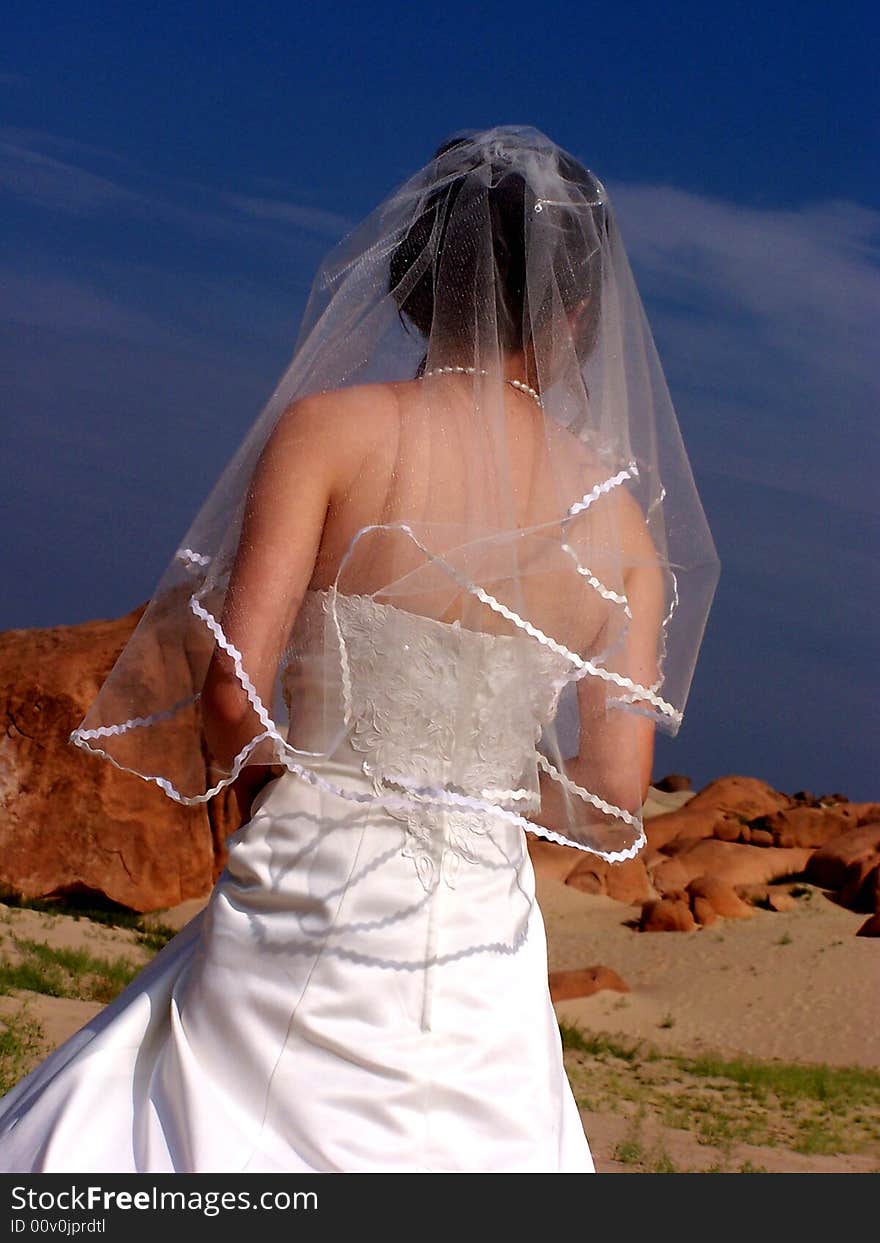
[605,857,657,904]
[749,828,774,847]
[686,875,753,919]
[653,774,693,793]
[662,834,710,857]
[734,882,773,905]
[690,896,718,927]
[856,914,880,937]
[0,607,241,912]
[850,803,880,825]
[766,891,798,912]
[526,838,584,884]
[734,882,806,910]
[548,965,630,1002]
[657,887,689,905]
[644,807,722,852]
[565,854,656,903]
[650,857,693,896]
[643,777,795,855]
[683,775,793,819]
[837,858,880,914]
[639,897,697,932]
[806,823,880,893]
[564,863,606,896]
[659,840,812,890]
[640,846,665,870]
[753,805,858,850]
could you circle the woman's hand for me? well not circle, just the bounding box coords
[229,764,283,823]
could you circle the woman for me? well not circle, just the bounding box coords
[0,125,720,1172]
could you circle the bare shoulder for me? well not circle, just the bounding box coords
[276,381,399,445]
[597,478,660,575]
[270,381,401,488]
[550,423,658,568]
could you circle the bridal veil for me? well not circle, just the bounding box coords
[70,123,721,864]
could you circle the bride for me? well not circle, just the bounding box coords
[0,125,719,1173]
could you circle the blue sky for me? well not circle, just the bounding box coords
[2,2,877,799]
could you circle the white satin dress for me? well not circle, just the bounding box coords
[0,590,595,1173]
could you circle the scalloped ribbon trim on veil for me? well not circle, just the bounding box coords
[70,471,691,874]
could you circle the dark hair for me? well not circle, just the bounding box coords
[388,133,608,360]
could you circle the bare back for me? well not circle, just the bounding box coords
[302,376,645,652]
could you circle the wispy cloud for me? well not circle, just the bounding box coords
[0,125,354,241]
[1,126,876,522]
[3,129,874,422]
[0,135,139,213]
[615,182,878,376]
[0,268,167,344]
[611,180,879,511]
[221,191,354,238]
[0,125,141,166]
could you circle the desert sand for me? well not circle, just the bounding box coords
[540,874,879,1069]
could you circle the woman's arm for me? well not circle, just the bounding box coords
[534,491,665,838]
[199,396,338,795]
[571,560,664,809]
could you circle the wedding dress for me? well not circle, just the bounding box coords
[0,588,595,1173]
[0,123,720,1175]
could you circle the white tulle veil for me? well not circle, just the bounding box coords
[70,123,721,864]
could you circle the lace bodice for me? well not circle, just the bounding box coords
[281,590,572,889]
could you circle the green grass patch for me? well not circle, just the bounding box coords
[559,1022,642,1063]
[561,1022,880,1165]
[613,1137,643,1164]
[0,958,66,998]
[0,894,145,928]
[0,906,181,1097]
[649,1146,679,1173]
[0,895,181,951]
[0,938,141,1005]
[136,924,178,954]
[0,1013,45,1094]
[670,1051,880,1108]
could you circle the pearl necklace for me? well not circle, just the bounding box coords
[421,364,542,408]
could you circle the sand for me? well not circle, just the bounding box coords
[540,874,879,1069]
[8,881,874,1071]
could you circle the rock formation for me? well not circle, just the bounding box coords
[0,606,241,912]
[548,965,629,1002]
[530,775,880,937]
